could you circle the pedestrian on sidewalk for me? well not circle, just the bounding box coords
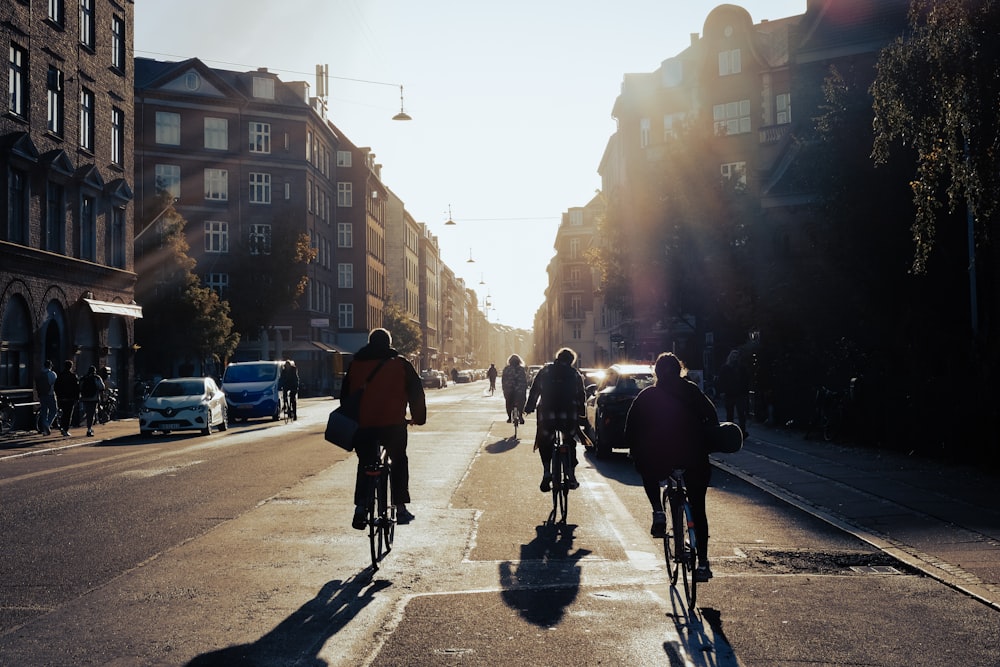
[79,366,106,437]
[53,360,80,437]
[626,352,718,582]
[717,349,750,436]
[35,360,58,435]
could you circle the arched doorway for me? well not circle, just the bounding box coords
[1,295,32,388]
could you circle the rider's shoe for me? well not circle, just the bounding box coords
[519,417,525,424]
[507,417,512,423]
[539,475,552,493]
[396,506,415,524]
[694,563,713,582]
[650,511,667,537]
[351,507,367,530]
[567,476,580,490]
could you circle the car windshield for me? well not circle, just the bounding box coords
[152,380,205,398]
[223,364,277,383]
[619,374,655,391]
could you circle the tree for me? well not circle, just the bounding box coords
[134,195,239,376]
[381,297,421,357]
[226,213,317,338]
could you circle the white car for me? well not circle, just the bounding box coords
[139,377,228,436]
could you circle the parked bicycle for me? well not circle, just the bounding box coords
[806,386,846,442]
[361,440,396,571]
[661,469,698,608]
[548,429,578,525]
[0,395,15,435]
[97,388,120,424]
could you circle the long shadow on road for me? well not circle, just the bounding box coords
[498,522,592,628]
[184,573,391,667]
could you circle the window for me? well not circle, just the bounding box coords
[80,195,96,261]
[204,273,228,297]
[80,0,95,48]
[45,181,65,252]
[155,164,181,198]
[306,130,312,161]
[204,221,229,253]
[337,150,352,167]
[109,207,125,268]
[111,15,125,71]
[252,76,274,99]
[111,107,124,165]
[79,88,94,151]
[46,66,64,136]
[713,99,751,136]
[566,266,581,288]
[249,224,271,256]
[7,169,28,244]
[9,45,28,118]
[249,122,270,153]
[569,295,582,319]
[776,93,792,125]
[338,303,354,329]
[639,118,650,148]
[569,210,583,226]
[337,223,353,248]
[249,172,271,204]
[719,49,741,76]
[48,0,64,25]
[569,237,580,259]
[204,117,228,149]
[720,161,748,190]
[204,168,227,201]
[337,182,352,207]
[572,323,582,340]
[663,112,685,140]
[338,263,353,288]
[155,111,180,145]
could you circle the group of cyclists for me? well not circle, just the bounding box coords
[338,328,718,585]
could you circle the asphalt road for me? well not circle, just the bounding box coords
[1,383,998,666]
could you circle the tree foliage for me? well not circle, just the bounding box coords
[871,0,1000,274]
[381,297,422,357]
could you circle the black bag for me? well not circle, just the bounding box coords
[324,357,390,451]
[705,421,744,454]
[325,392,362,451]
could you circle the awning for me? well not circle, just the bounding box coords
[84,298,143,318]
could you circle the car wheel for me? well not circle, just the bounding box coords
[594,423,612,459]
[218,407,228,431]
[202,422,212,436]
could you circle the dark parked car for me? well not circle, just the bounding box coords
[420,370,446,389]
[584,364,654,458]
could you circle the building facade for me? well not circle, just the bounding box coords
[2,0,139,416]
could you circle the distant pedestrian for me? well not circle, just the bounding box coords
[79,365,106,437]
[717,349,750,436]
[35,360,58,435]
[53,360,80,437]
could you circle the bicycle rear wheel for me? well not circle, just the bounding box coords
[662,489,680,584]
[365,467,381,570]
[378,467,394,555]
[550,440,570,524]
[679,502,698,608]
[1,403,15,435]
[511,406,520,439]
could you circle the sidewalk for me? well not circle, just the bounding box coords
[713,419,1000,611]
[0,417,139,459]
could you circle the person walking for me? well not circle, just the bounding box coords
[717,349,750,436]
[35,360,58,435]
[524,347,586,491]
[79,365,106,437]
[53,360,80,437]
[342,328,427,529]
[501,354,528,424]
[625,352,718,582]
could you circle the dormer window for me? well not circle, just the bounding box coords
[252,76,274,99]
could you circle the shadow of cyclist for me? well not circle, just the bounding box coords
[497,522,591,627]
[184,573,391,667]
[659,586,740,667]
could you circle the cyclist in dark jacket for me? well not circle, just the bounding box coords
[625,352,717,582]
[279,359,299,420]
[524,347,586,492]
[501,354,528,423]
[342,328,426,528]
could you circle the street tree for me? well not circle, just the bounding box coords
[381,297,421,357]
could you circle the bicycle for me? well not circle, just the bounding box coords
[661,469,698,608]
[548,428,577,525]
[282,396,293,424]
[0,395,15,435]
[361,441,395,571]
[282,389,297,423]
[510,404,522,439]
[97,389,119,424]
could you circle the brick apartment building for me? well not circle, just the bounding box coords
[1,0,139,418]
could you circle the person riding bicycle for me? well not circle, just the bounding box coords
[279,358,299,420]
[625,352,717,582]
[524,347,586,492]
[501,354,528,424]
[486,363,498,394]
[342,328,426,529]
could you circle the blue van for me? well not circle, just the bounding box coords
[222,361,282,421]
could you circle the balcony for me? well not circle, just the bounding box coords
[759,123,791,145]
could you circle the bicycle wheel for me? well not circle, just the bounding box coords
[380,466,395,554]
[511,406,520,439]
[1,403,15,435]
[365,468,380,570]
[662,488,680,584]
[679,502,698,608]
[550,441,570,524]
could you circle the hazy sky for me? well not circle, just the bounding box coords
[135,1,806,330]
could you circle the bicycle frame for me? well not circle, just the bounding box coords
[660,469,698,608]
[363,444,395,570]
[549,429,574,524]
